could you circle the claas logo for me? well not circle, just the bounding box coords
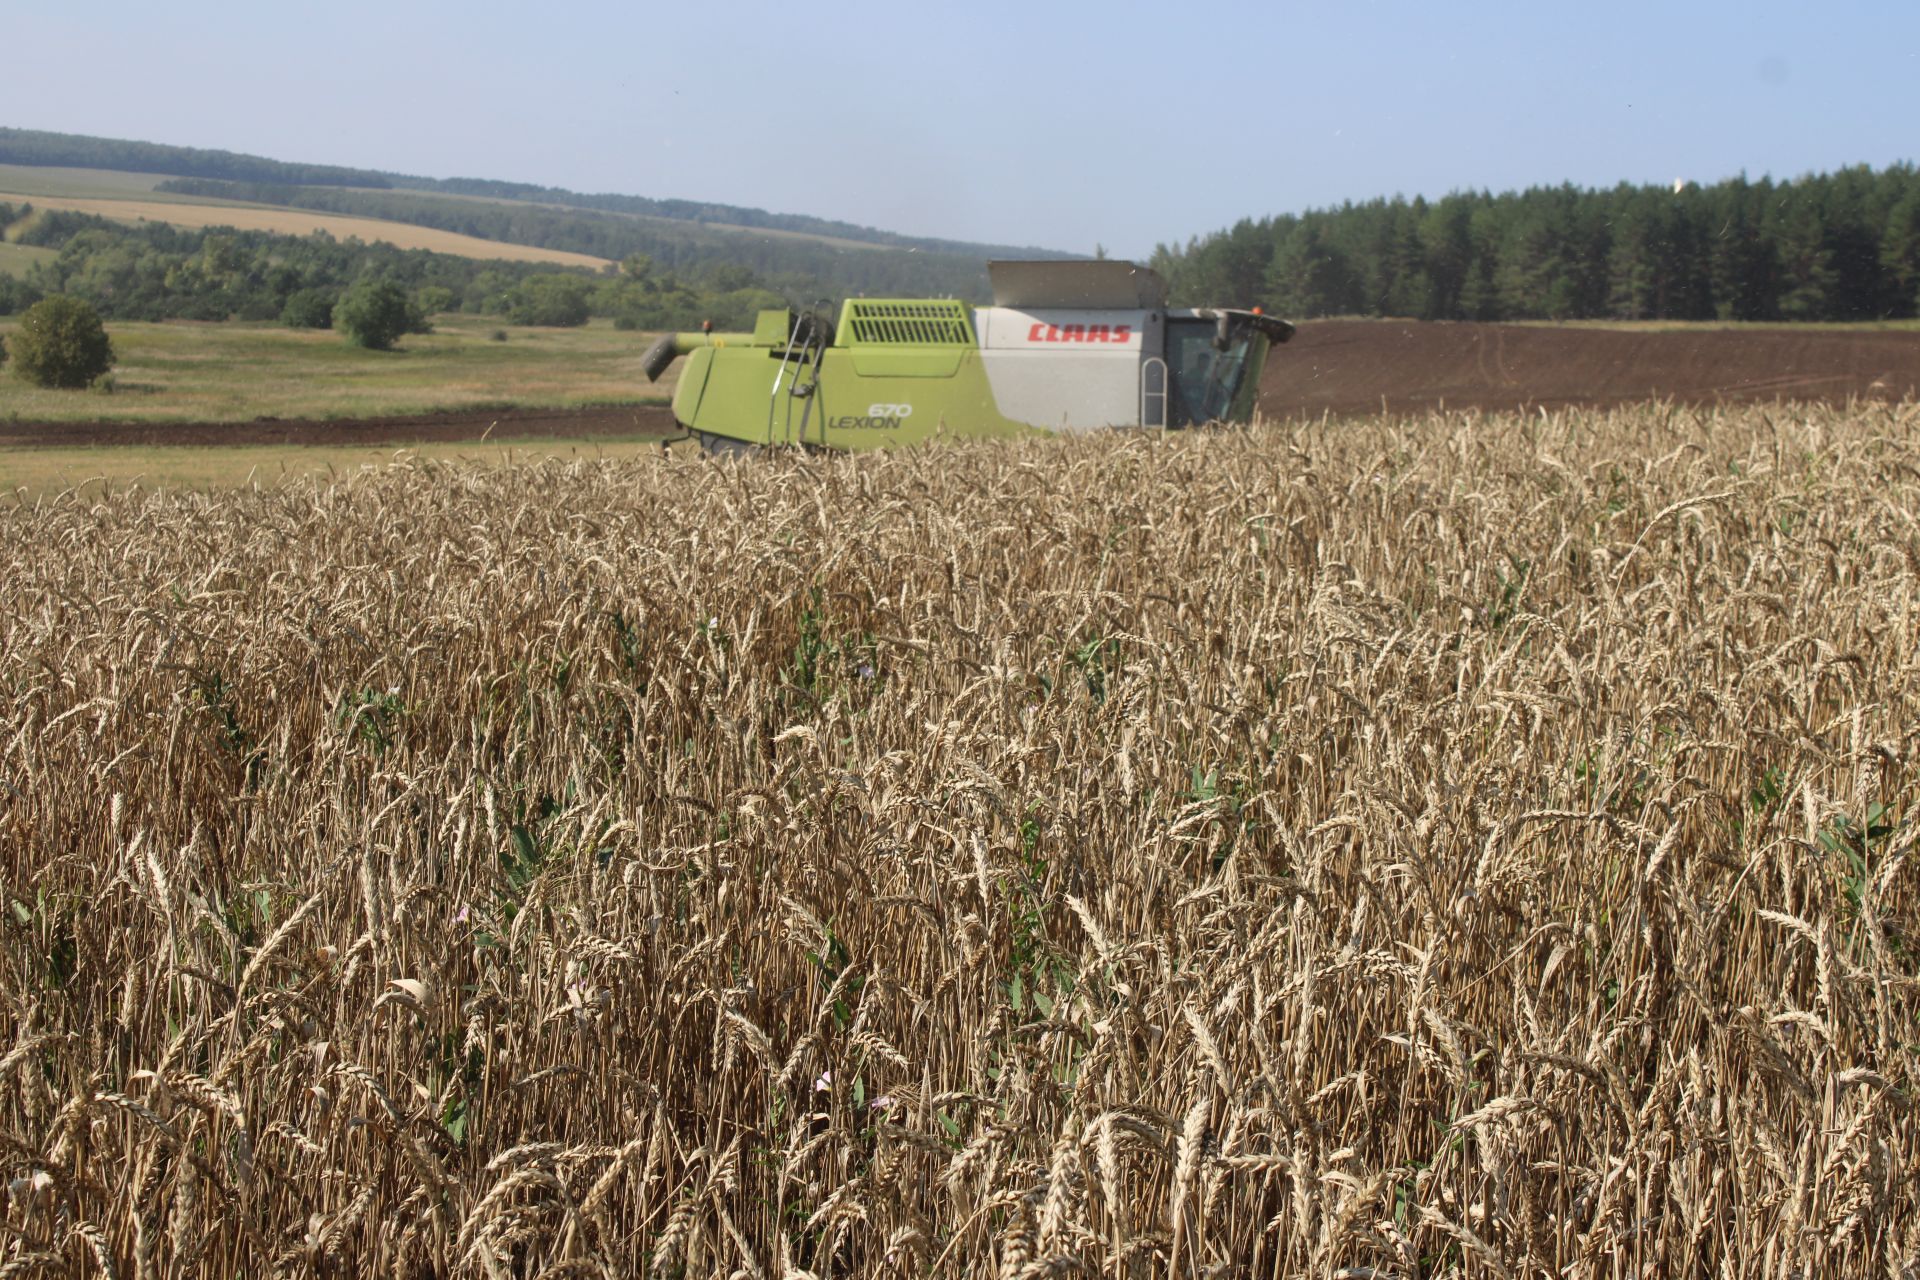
[1025,323,1134,344]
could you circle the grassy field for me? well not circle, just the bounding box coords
[0,314,672,424]
[0,241,54,276]
[3,402,1917,1276]
[0,162,172,200]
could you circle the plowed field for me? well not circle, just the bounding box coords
[1259,318,1920,417]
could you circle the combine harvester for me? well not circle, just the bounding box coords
[640,260,1292,451]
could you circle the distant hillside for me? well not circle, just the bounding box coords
[0,126,395,189]
[389,175,1061,262]
[0,127,1068,297]
[149,179,1008,299]
[0,202,805,332]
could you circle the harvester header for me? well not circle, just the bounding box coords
[641,260,1292,451]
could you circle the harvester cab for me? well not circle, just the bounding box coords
[640,260,1292,451]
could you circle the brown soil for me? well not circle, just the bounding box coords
[0,403,679,449]
[1259,320,1920,418]
[6,324,1916,448]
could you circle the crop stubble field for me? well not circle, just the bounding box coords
[3,401,1920,1276]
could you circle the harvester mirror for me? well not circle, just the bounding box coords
[1213,313,1235,351]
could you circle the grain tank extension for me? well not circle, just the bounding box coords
[640,260,1293,451]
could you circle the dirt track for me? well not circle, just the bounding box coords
[4,322,1916,448]
[0,404,680,449]
[1258,320,1920,418]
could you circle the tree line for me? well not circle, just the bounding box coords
[0,205,788,332]
[1151,164,1920,322]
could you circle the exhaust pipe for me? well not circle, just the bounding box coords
[640,333,679,383]
[641,327,757,382]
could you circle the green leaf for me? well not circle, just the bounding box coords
[440,1096,469,1146]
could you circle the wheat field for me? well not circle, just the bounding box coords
[3,402,1918,1278]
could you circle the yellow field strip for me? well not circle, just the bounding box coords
[0,192,612,268]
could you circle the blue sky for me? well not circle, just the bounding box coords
[5,0,1916,257]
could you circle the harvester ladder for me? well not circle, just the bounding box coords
[1140,356,1169,431]
[767,314,829,446]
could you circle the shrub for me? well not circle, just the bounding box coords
[506,274,591,327]
[281,288,339,329]
[414,285,457,318]
[0,332,7,371]
[9,294,114,388]
[0,275,42,316]
[332,279,420,351]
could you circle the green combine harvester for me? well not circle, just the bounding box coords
[640,260,1293,451]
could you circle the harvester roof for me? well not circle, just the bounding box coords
[987,260,1170,310]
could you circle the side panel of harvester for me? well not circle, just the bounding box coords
[822,299,1024,449]
[669,304,1159,446]
[669,301,1032,450]
[973,307,1158,431]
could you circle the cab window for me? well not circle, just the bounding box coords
[1165,318,1253,426]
